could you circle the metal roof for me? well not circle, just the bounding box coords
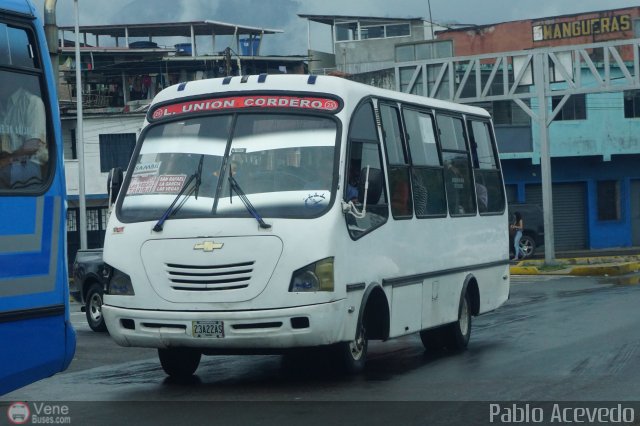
[297,14,423,26]
[58,20,283,38]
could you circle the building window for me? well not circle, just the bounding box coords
[597,180,620,221]
[335,22,358,41]
[552,94,586,121]
[70,128,77,160]
[98,133,136,172]
[492,100,530,126]
[336,21,411,42]
[100,207,109,229]
[87,208,100,231]
[395,40,452,62]
[66,209,77,232]
[624,90,640,118]
[386,24,411,37]
[361,25,385,40]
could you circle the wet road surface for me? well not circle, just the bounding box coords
[3,275,640,424]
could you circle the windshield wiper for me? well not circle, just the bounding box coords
[152,155,204,232]
[228,170,271,230]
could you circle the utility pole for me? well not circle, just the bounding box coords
[43,0,58,88]
[533,53,556,263]
[74,0,87,250]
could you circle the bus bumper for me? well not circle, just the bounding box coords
[102,300,348,350]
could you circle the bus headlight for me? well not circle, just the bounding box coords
[289,258,334,292]
[105,264,135,296]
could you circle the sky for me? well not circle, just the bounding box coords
[31,0,640,55]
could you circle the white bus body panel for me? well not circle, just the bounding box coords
[102,74,509,351]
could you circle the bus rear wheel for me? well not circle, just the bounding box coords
[444,293,472,350]
[419,327,445,352]
[420,293,471,352]
[336,321,367,373]
[158,348,201,378]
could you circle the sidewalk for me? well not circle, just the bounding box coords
[510,251,640,277]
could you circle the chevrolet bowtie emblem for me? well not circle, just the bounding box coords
[193,241,224,252]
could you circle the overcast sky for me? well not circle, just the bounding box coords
[32,0,640,55]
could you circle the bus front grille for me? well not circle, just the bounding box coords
[165,261,254,291]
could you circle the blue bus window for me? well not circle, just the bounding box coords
[0,70,49,190]
[0,24,8,64]
[0,24,35,68]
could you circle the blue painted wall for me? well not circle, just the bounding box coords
[530,69,640,159]
[499,66,640,249]
[502,155,640,249]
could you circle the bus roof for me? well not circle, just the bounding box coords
[150,74,491,119]
[0,0,36,17]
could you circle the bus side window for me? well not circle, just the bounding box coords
[345,101,388,239]
[468,119,505,213]
[436,114,475,216]
[379,103,412,219]
[403,108,447,217]
[0,24,50,192]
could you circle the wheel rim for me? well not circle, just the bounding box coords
[89,292,103,323]
[520,239,533,256]
[349,324,366,361]
[459,297,469,336]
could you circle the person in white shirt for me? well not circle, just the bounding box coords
[0,86,47,188]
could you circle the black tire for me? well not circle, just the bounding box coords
[158,348,202,378]
[443,293,472,351]
[519,235,536,258]
[420,327,445,352]
[85,282,107,332]
[336,320,367,374]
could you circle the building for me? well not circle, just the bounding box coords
[59,20,308,264]
[299,14,446,88]
[430,7,640,251]
[306,9,640,253]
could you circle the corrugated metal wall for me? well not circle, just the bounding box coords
[525,183,587,251]
[632,180,640,246]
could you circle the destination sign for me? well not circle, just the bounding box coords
[150,95,341,120]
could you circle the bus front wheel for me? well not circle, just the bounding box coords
[336,321,367,373]
[158,348,201,378]
[85,282,107,332]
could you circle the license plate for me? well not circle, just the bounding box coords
[192,320,224,338]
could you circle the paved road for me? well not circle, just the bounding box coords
[3,275,640,425]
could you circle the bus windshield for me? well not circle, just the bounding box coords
[119,113,338,222]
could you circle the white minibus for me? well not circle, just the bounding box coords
[102,74,510,378]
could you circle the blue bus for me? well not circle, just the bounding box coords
[0,0,75,395]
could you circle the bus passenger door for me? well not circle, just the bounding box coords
[344,101,389,239]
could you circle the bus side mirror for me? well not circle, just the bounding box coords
[357,167,383,205]
[107,167,123,204]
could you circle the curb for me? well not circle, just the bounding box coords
[510,260,640,276]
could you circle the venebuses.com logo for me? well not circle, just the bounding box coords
[6,401,71,424]
[7,402,30,424]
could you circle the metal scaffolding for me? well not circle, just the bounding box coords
[396,38,640,263]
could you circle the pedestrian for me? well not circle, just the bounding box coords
[510,211,524,260]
